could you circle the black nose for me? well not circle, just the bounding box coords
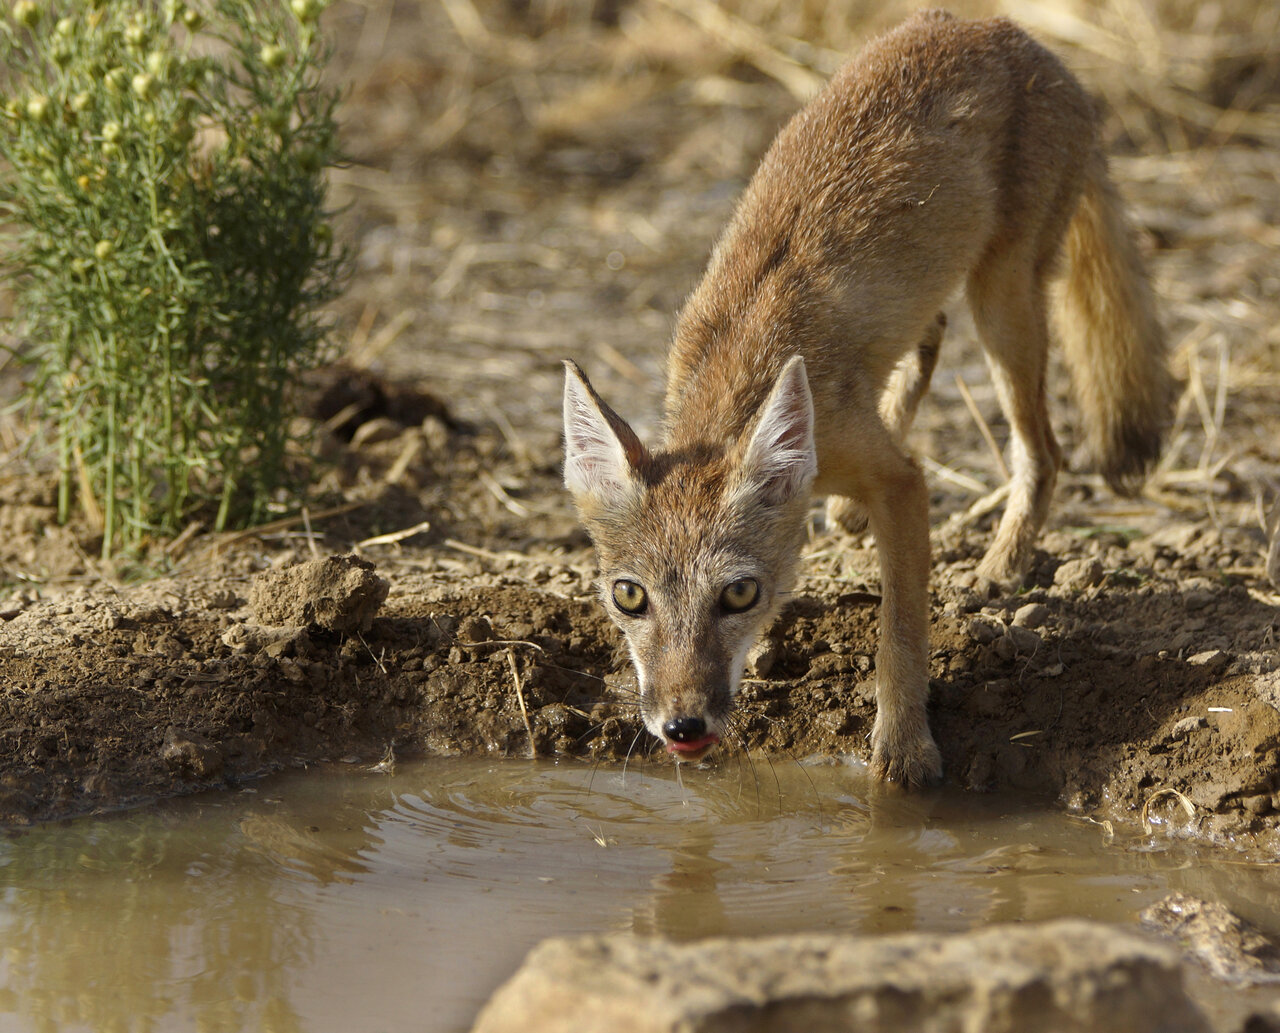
[663,716,707,743]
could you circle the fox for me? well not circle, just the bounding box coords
[561,10,1171,787]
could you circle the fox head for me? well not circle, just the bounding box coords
[562,357,817,763]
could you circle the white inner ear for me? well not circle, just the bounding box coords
[563,371,635,501]
[740,357,818,506]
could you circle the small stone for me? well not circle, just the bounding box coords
[967,616,1004,644]
[161,726,224,780]
[746,636,780,678]
[1184,589,1214,612]
[1005,624,1042,655]
[1054,558,1103,591]
[220,623,308,655]
[203,589,240,610]
[1241,793,1273,816]
[1012,602,1049,629]
[939,585,984,614]
[1187,649,1229,675]
[817,708,853,735]
[1169,716,1207,740]
[456,615,494,644]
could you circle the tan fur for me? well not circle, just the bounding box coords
[563,10,1171,787]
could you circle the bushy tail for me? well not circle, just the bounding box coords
[1056,151,1173,496]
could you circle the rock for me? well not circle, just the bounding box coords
[1168,715,1207,740]
[967,615,1004,644]
[456,615,494,644]
[1005,624,1042,655]
[473,920,1210,1033]
[248,554,388,633]
[161,726,224,780]
[746,636,780,678]
[1053,558,1104,591]
[1187,649,1230,676]
[816,708,853,735]
[1183,589,1214,612]
[1141,893,1280,986]
[1012,602,1050,629]
[220,623,310,655]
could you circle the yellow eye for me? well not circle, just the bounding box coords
[611,579,648,615]
[720,578,759,613]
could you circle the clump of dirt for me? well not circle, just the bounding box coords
[248,554,388,633]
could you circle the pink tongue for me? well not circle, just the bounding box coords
[666,734,719,754]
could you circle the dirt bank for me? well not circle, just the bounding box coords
[0,401,1277,857]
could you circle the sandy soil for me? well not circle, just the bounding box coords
[1,0,1278,854]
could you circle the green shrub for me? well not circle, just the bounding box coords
[0,0,345,558]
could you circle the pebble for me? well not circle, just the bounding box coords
[1012,602,1049,629]
[1187,649,1230,675]
[1054,558,1103,591]
[456,615,494,643]
[817,708,853,735]
[746,637,780,678]
[1005,624,1042,655]
[1169,715,1207,740]
[967,616,1004,644]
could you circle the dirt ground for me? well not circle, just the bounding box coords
[1,0,1279,854]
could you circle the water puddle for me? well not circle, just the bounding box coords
[2,756,1279,1032]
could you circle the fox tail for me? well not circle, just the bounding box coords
[1056,150,1174,495]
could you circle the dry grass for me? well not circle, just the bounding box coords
[1141,785,1197,832]
[318,0,1278,569]
[359,0,1279,147]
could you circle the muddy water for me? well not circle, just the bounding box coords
[1,758,1278,1033]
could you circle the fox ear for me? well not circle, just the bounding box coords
[562,360,647,502]
[737,355,817,506]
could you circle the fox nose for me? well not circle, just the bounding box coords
[662,716,707,743]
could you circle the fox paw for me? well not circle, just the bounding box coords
[870,729,943,789]
[965,571,1006,601]
[974,551,1030,596]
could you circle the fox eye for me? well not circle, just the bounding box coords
[611,579,648,615]
[720,578,759,613]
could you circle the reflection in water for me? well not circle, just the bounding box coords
[0,806,326,1032]
[0,756,1278,1032]
[632,826,730,939]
